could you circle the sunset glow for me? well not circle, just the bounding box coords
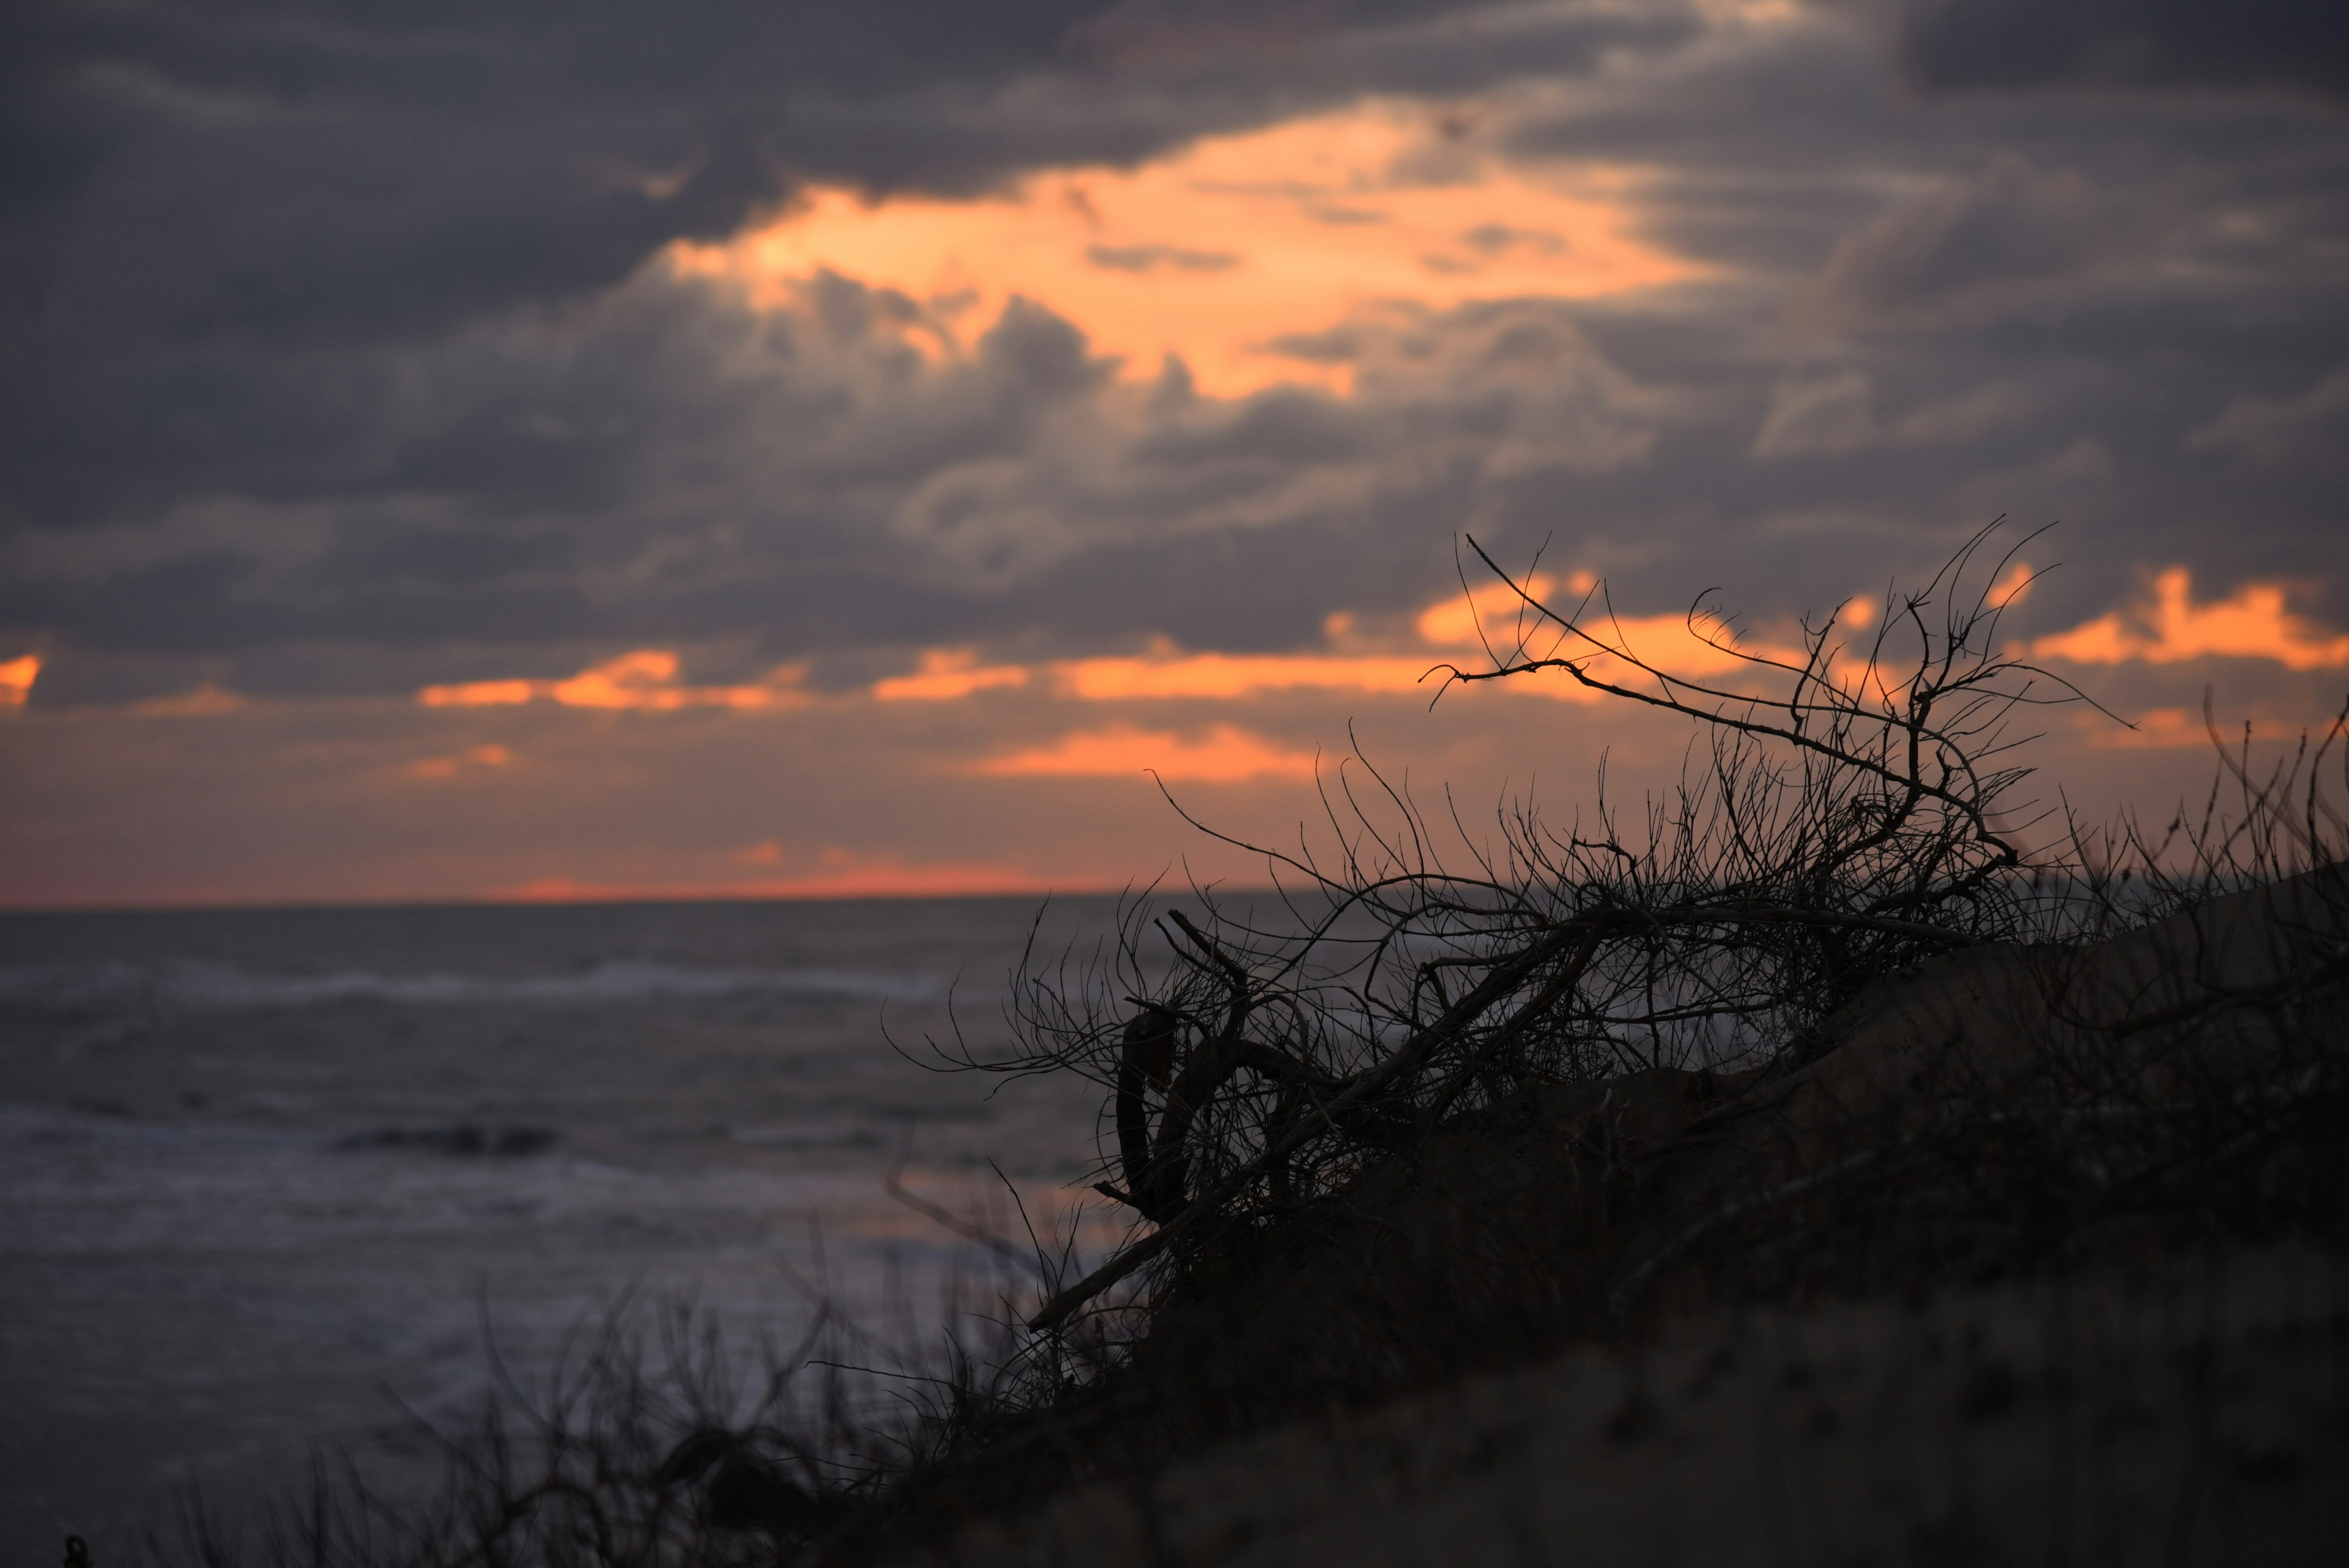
[418,651,807,712]
[668,100,1698,396]
[2032,569,2349,670]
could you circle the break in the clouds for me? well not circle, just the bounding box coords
[2,0,2345,904]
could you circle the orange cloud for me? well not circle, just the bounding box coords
[1987,560,2035,609]
[669,99,1699,396]
[967,723,1320,782]
[0,653,41,710]
[1416,574,1562,647]
[2031,568,2349,670]
[1417,575,1816,684]
[1578,611,1811,680]
[872,648,1031,701]
[419,650,806,711]
[126,682,247,718]
[2085,708,2310,751]
[406,744,513,780]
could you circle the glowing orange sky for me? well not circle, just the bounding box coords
[375,559,2348,889]
[11,563,2341,907]
[668,100,1699,396]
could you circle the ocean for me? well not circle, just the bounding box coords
[0,894,1135,1546]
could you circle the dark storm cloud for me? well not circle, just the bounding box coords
[1900,0,2349,98]
[2,0,1696,358]
[1,0,1109,349]
[0,0,1707,540]
[0,0,1048,527]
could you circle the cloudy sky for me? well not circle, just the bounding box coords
[3,0,2345,907]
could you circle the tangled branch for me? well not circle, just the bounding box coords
[928,526,2109,1331]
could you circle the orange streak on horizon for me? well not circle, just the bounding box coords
[669,100,1700,397]
[967,722,1319,782]
[485,853,1068,904]
[2032,568,2349,670]
[418,650,807,712]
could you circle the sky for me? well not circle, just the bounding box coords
[2,0,2345,907]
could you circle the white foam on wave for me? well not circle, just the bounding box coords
[0,959,943,1009]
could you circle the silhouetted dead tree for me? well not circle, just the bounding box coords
[932,526,2120,1331]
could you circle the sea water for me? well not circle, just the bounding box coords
[0,896,1132,1545]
